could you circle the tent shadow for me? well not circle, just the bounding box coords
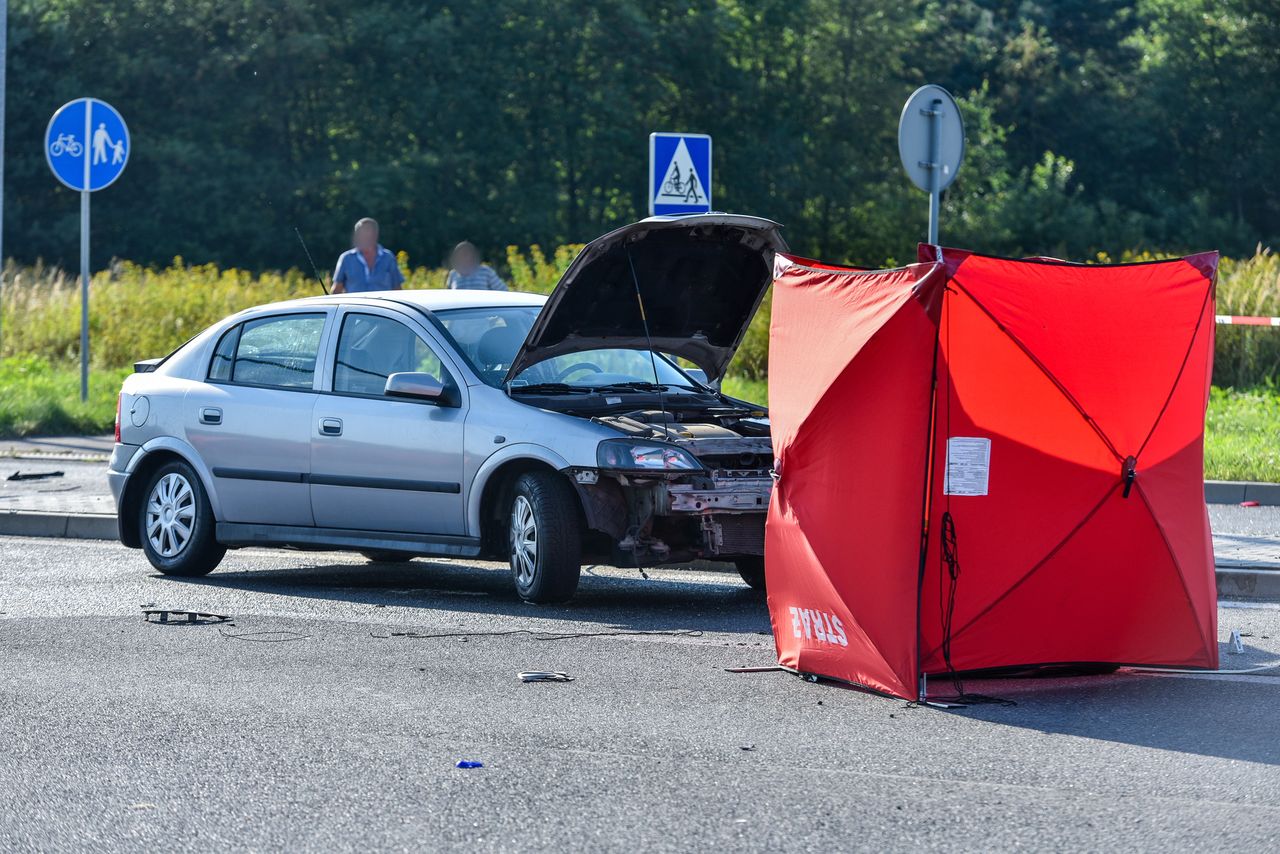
[916,652,1280,767]
[157,558,772,636]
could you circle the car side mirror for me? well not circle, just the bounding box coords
[384,372,458,407]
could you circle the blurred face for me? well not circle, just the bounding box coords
[452,245,479,273]
[354,224,379,252]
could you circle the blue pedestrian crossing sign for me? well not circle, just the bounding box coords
[45,98,130,192]
[649,132,712,216]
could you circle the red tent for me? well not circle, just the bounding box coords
[765,248,1219,701]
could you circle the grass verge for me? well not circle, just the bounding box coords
[0,357,131,437]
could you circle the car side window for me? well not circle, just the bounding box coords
[333,313,446,396]
[226,313,326,389]
[208,324,240,382]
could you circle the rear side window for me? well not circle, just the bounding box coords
[219,313,326,389]
[208,325,240,381]
[333,313,445,396]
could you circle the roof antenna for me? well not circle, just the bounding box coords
[625,247,669,426]
[294,226,330,295]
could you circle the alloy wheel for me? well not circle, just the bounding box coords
[510,494,538,585]
[146,472,196,558]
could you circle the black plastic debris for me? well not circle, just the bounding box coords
[518,671,574,683]
[143,609,231,625]
[6,470,65,481]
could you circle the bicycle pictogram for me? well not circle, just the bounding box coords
[49,133,82,158]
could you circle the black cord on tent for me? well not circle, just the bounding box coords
[930,286,1015,709]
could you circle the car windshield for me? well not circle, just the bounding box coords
[433,306,700,391]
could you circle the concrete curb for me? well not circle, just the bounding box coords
[1217,567,1280,600]
[0,511,117,541]
[1206,481,1280,506]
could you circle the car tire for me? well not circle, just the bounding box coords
[735,557,766,592]
[508,471,581,604]
[138,460,225,577]
[361,550,415,564]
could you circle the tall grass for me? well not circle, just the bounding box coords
[1215,247,1280,388]
[0,250,554,367]
[0,245,1275,384]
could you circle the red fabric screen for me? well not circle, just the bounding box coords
[919,247,1219,676]
[764,248,1218,700]
[766,255,945,698]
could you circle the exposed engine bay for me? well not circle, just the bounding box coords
[569,406,774,566]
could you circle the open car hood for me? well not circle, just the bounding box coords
[504,214,787,384]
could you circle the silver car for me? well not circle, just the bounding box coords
[109,214,783,602]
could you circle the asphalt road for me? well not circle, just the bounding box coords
[4,536,1280,852]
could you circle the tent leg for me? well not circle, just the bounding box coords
[919,672,927,703]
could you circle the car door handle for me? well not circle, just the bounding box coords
[199,407,222,425]
[319,417,343,436]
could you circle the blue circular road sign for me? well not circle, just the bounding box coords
[45,98,129,192]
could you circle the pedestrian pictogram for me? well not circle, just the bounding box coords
[649,132,712,216]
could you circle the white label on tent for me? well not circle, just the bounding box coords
[944,437,991,496]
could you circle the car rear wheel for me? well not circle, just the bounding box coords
[139,461,225,577]
[508,471,581,604]
[735,557,766,592]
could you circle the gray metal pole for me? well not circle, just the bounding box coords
[80,100,91,402]
[80,190,89,401]
[926,97,941,245]
[0,0,8,356]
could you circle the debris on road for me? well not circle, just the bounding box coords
[143,609,231,625]
[725,665,786,673]
[1230,629,1245,654]
[455,760,484,769]
[6,470,65,481]
[518,671,573,682]
[217,628,311,643]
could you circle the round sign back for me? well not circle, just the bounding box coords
[898,85,964,193]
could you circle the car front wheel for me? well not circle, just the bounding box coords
[508,471,581,604]
[735,556,766,592]
[138,461,225,577]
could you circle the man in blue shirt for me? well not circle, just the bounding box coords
[332,218,405,293]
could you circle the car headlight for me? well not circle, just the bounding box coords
[596,439,703,471]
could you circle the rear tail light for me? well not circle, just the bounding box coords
[114,395,122,443]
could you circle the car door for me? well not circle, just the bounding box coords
[309,307,468,535]
[185,310,330,526]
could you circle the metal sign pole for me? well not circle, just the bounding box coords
[44,97,127,403]
[80,101,91,402]
[0,0,7,356]
[80,190,89,401]
[925,97,941,245]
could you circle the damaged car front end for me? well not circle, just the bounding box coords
[495,213,786,588]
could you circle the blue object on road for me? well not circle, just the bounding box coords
[455,760,484,769]
[649,132,712,216]
[45,98,130,192]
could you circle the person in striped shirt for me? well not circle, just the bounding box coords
[446,241,508,291]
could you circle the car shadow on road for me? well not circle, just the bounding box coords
[161,557,773,636]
